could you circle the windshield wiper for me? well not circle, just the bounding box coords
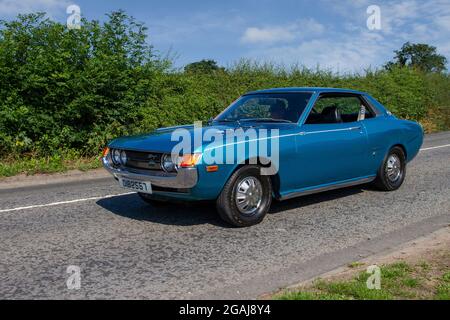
[240,118,293,123]
[214,118,242,126]
[215,119,235,122]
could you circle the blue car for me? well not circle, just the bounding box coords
[102,87,423,227]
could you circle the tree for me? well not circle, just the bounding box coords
[184,59,224,74]
[385,42,447,73]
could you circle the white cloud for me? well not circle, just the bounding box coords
[242,0,450,71]
[240,18,325,45]
[0,0,69,17]
[434,15,450,31]
[241,26,296,44]
[244,30,388,73]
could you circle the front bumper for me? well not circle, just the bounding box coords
[102,156,198,189]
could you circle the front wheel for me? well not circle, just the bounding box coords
[373,146,406,191]
[216,165,272,227]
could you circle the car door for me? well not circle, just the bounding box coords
[293,93,371,189]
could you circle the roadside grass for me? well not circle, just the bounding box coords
[348,262,366,268]
[421,106,450,133]
[0,154,101,178]
[276,252,450,300]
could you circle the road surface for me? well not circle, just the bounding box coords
[0,132,449,299]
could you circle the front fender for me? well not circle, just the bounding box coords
[190,155,278,200]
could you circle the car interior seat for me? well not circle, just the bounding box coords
[321,105,342,123]
[269,100,287,120]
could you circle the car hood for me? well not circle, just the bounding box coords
[108,122,296,153]
[108,124,230,153]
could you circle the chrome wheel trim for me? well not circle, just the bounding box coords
[235,176,263,215]
[386,154,402,182]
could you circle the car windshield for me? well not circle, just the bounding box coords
[214,92,312,123]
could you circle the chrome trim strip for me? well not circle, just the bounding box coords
[279,176,375,200]
[299,126,362,136]
[102,156,198,189]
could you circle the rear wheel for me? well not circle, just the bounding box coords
[216,165,272,227]
[374,146,406,191]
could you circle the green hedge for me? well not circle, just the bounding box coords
[0,12,449,159]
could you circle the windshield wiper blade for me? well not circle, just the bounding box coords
[215,119,236,122]
[240,118,293,123]
[214,119,242,126]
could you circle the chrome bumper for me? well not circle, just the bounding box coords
[102,156,198,189]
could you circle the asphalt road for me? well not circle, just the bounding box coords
[0,132,449,299]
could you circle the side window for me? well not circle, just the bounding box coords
[305,94,374,124]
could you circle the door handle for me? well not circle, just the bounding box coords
[349,126,362,131]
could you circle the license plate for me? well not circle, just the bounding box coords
[118,178,152,194]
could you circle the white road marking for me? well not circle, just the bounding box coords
[420,143,450,151]
[0,143,449,214]
[0,192,134,213]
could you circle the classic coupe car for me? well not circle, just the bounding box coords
[102,88,423,227]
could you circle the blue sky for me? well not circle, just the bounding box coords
[0,0,449,72]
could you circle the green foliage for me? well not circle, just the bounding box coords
[0,12,449,164]
[386,42,447,73]
[0,11,166,156]
[184,59,225,74]
[443,272,450,282]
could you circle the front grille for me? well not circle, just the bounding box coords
[124,150,163,171]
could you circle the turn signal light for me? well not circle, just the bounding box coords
[206,165,219,172]
[179,154,201,168]
[101,147,110,159]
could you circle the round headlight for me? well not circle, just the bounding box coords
[162,154,177,172]
[112,149,121,165]
[120,150,127,165]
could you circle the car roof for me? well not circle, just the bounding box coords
[245,87,367,95]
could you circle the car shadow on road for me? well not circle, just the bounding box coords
[269,185,367,214]
[97,185,370,227]
[96,193,231,228]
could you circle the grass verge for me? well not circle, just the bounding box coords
[276,250,450,300]
[421,106,450,133]
[0,155,101,178]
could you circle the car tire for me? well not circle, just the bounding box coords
[138,192,167,206]
[216,165,272,227]
[373,146,406,191]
